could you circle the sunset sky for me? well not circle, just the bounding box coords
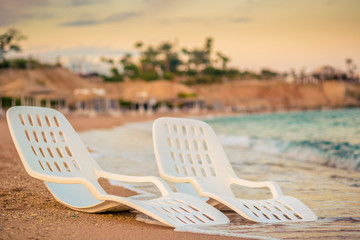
[1,0,359,74]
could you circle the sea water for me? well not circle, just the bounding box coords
[79,108,360,239]
[207,108,360,171]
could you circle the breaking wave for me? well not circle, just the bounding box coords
[218,134,360,171]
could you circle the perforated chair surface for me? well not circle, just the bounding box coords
[7,107,229,228]
[153,117,318,223]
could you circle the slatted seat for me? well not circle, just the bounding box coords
[7,107,229,228]
[152,117,318,223]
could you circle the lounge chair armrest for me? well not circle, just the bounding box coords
[98,170,172,195]
[230,177,283,198]
[159,174,194,184]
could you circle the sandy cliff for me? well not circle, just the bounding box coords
[193,80,360,110]
[0,68,359,111]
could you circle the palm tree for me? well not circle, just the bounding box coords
[134,41,145,73]
[139,45,161,80]
[181,48,206,73]
[0,28,26,64]
[100,57,114,65]
[120,53,132,66]
[134,41,143,52]
[120,53,139,79]
[204,37,213,67]
[181,37,215,74]
[216,51,230,70]
[100,56,121,80]
[191,49,207,73]
[345,58,356,79]
[159,42,172,72]
[143,46,159,68]
[181,48,192,71]
[168,52,181,73]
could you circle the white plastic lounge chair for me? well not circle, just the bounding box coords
[7,107,229,228]
[152,117,318,223]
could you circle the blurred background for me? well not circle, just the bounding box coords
[0,0,360,116]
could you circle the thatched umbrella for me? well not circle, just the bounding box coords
[72,87,111,115]
[115,80,199,114]
[0,78,54,106]
[102,82,123,100]
[36,90,73,109]
[119,80,195,102]
[1,78,53,95]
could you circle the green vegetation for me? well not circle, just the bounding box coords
[2,58,43,69]
[0,29,61,69]
[0,28,26,65]
[177,92,198,98]
[0,97,15,108]
[346,58,357,79]
[1,28,357,84]
[100,37,281,84]
[118,99,132,109]
[0,57,61,69]
[261,69,279,80]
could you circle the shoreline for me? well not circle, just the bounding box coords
[1,111,360,239]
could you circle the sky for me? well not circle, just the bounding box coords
[0,0,360,74]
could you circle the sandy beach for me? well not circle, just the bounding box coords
[1,112,360,239]
[0,113,245,240]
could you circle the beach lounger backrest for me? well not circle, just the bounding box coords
[7,107,230,227]
[7,106,102,185]
[153,117,318,223]
[153,117,236,197]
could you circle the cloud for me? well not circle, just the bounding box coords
[159,17,218,25]
[0,0,48,27]
[60,11,141,27]
[0,11,17,27]
[159,16,252,25]
[20,13,54,20]
[69,0,107,6]
[105,12,140,22]
[230,17,253,23]
[61,19,100,26]
[44,46,131,56]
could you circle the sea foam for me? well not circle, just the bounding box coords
[218,134,360,171]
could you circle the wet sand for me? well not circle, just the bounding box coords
[191,149,360,239]
[1,112,359,239]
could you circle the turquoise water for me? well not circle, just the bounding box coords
[207,108,360,171]
[79,108,360,239]
[80,108,360,177]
